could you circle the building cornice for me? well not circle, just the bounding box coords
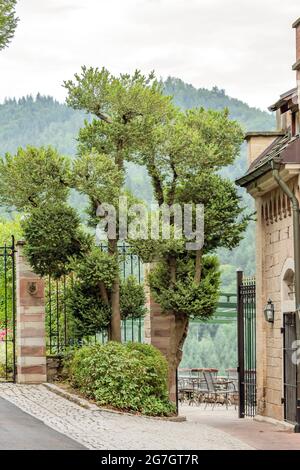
[292,59,300,71]
[292,17,300,28]
[244,131,285,141]
[246,166,300,198]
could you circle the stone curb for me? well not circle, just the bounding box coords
[43,383,186,422]
[254,414,294,432]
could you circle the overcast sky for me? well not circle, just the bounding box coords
[0,0,299,110]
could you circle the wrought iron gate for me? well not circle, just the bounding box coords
[283,312,297,424]
[237,270,256,418]
[0,237,16,382]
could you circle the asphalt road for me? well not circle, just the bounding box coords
[0,397,86,450]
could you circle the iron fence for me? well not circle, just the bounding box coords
[237,270,256,418]
[46,243,144,354]
[0,237,16,382]
[283,312,297,424]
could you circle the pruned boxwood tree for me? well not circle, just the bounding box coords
[22,203,92,279]
[0,146,91,279]
[0,143,146,337]
[130,107,249,392]
[0,0,18,51]
[120,275,146,319]
[0,146,70,211]
[68,250,146,337]
[64,67,173,341]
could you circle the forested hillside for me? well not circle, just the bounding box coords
[0,78,275,285]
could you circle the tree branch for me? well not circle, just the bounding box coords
[95,109,112,124]
[167,158,178,206]
[148,161,164,206]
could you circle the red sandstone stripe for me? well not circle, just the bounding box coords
[19,365,46,375]
[20,346,46,356]
[20,328,45,338]
[20,314,45,322]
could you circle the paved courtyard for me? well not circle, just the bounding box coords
[181,405,300,450]
[0,383,252,450]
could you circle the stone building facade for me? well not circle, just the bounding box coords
[237,18,300,424]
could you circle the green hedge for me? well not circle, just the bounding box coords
[68,342,176,416]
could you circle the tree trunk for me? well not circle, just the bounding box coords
[99,281,109,304]
[110,277,121,341]
[194,249,202,285]
[168,312,189,403]
[99,281,112,340]
[108,239,121,342]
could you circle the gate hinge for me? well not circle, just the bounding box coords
[280,327,285,334]
[281,397,285,404]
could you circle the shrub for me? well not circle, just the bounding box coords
[120,276,146,319]
[22,203,92,279]
[0,340,13,377]
[68,342,176,416]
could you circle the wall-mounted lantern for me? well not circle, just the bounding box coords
[264,298,275,323]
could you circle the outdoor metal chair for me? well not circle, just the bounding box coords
[202,371,220,408]
[226,368,239,406]
[178,376,208,406]
[203,371,237,409]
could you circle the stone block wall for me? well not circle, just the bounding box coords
[255,177,297,421]
[47,355,64,382]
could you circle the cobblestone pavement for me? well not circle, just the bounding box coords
[0,384,252,450]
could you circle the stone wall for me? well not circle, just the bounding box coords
[46,355,64,382]
[255,177,297,421]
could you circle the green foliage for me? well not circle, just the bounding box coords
[149,107,244,179]
[70,247,118,289]
[0,0,18,51]
[64,67,173,166]
[22,203,92,278]
[64,67,176,339]
[149,255,220,319]
[71,150,124,207]
[132,103,247,327]
[69,342,175,416]
[0,341,13,377]
[120,275,146,319]
[176,172,252,252]
[0,217,22,325]
[0,146,70,211]
[0,79,275,286]
[67,247,116,335]
[68,250,146,335]
[67,282,111,336]
[0,215,22,244]
[181,322,237,375]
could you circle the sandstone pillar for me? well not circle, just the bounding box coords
[16,241,47,383]
[144,264,177,404]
